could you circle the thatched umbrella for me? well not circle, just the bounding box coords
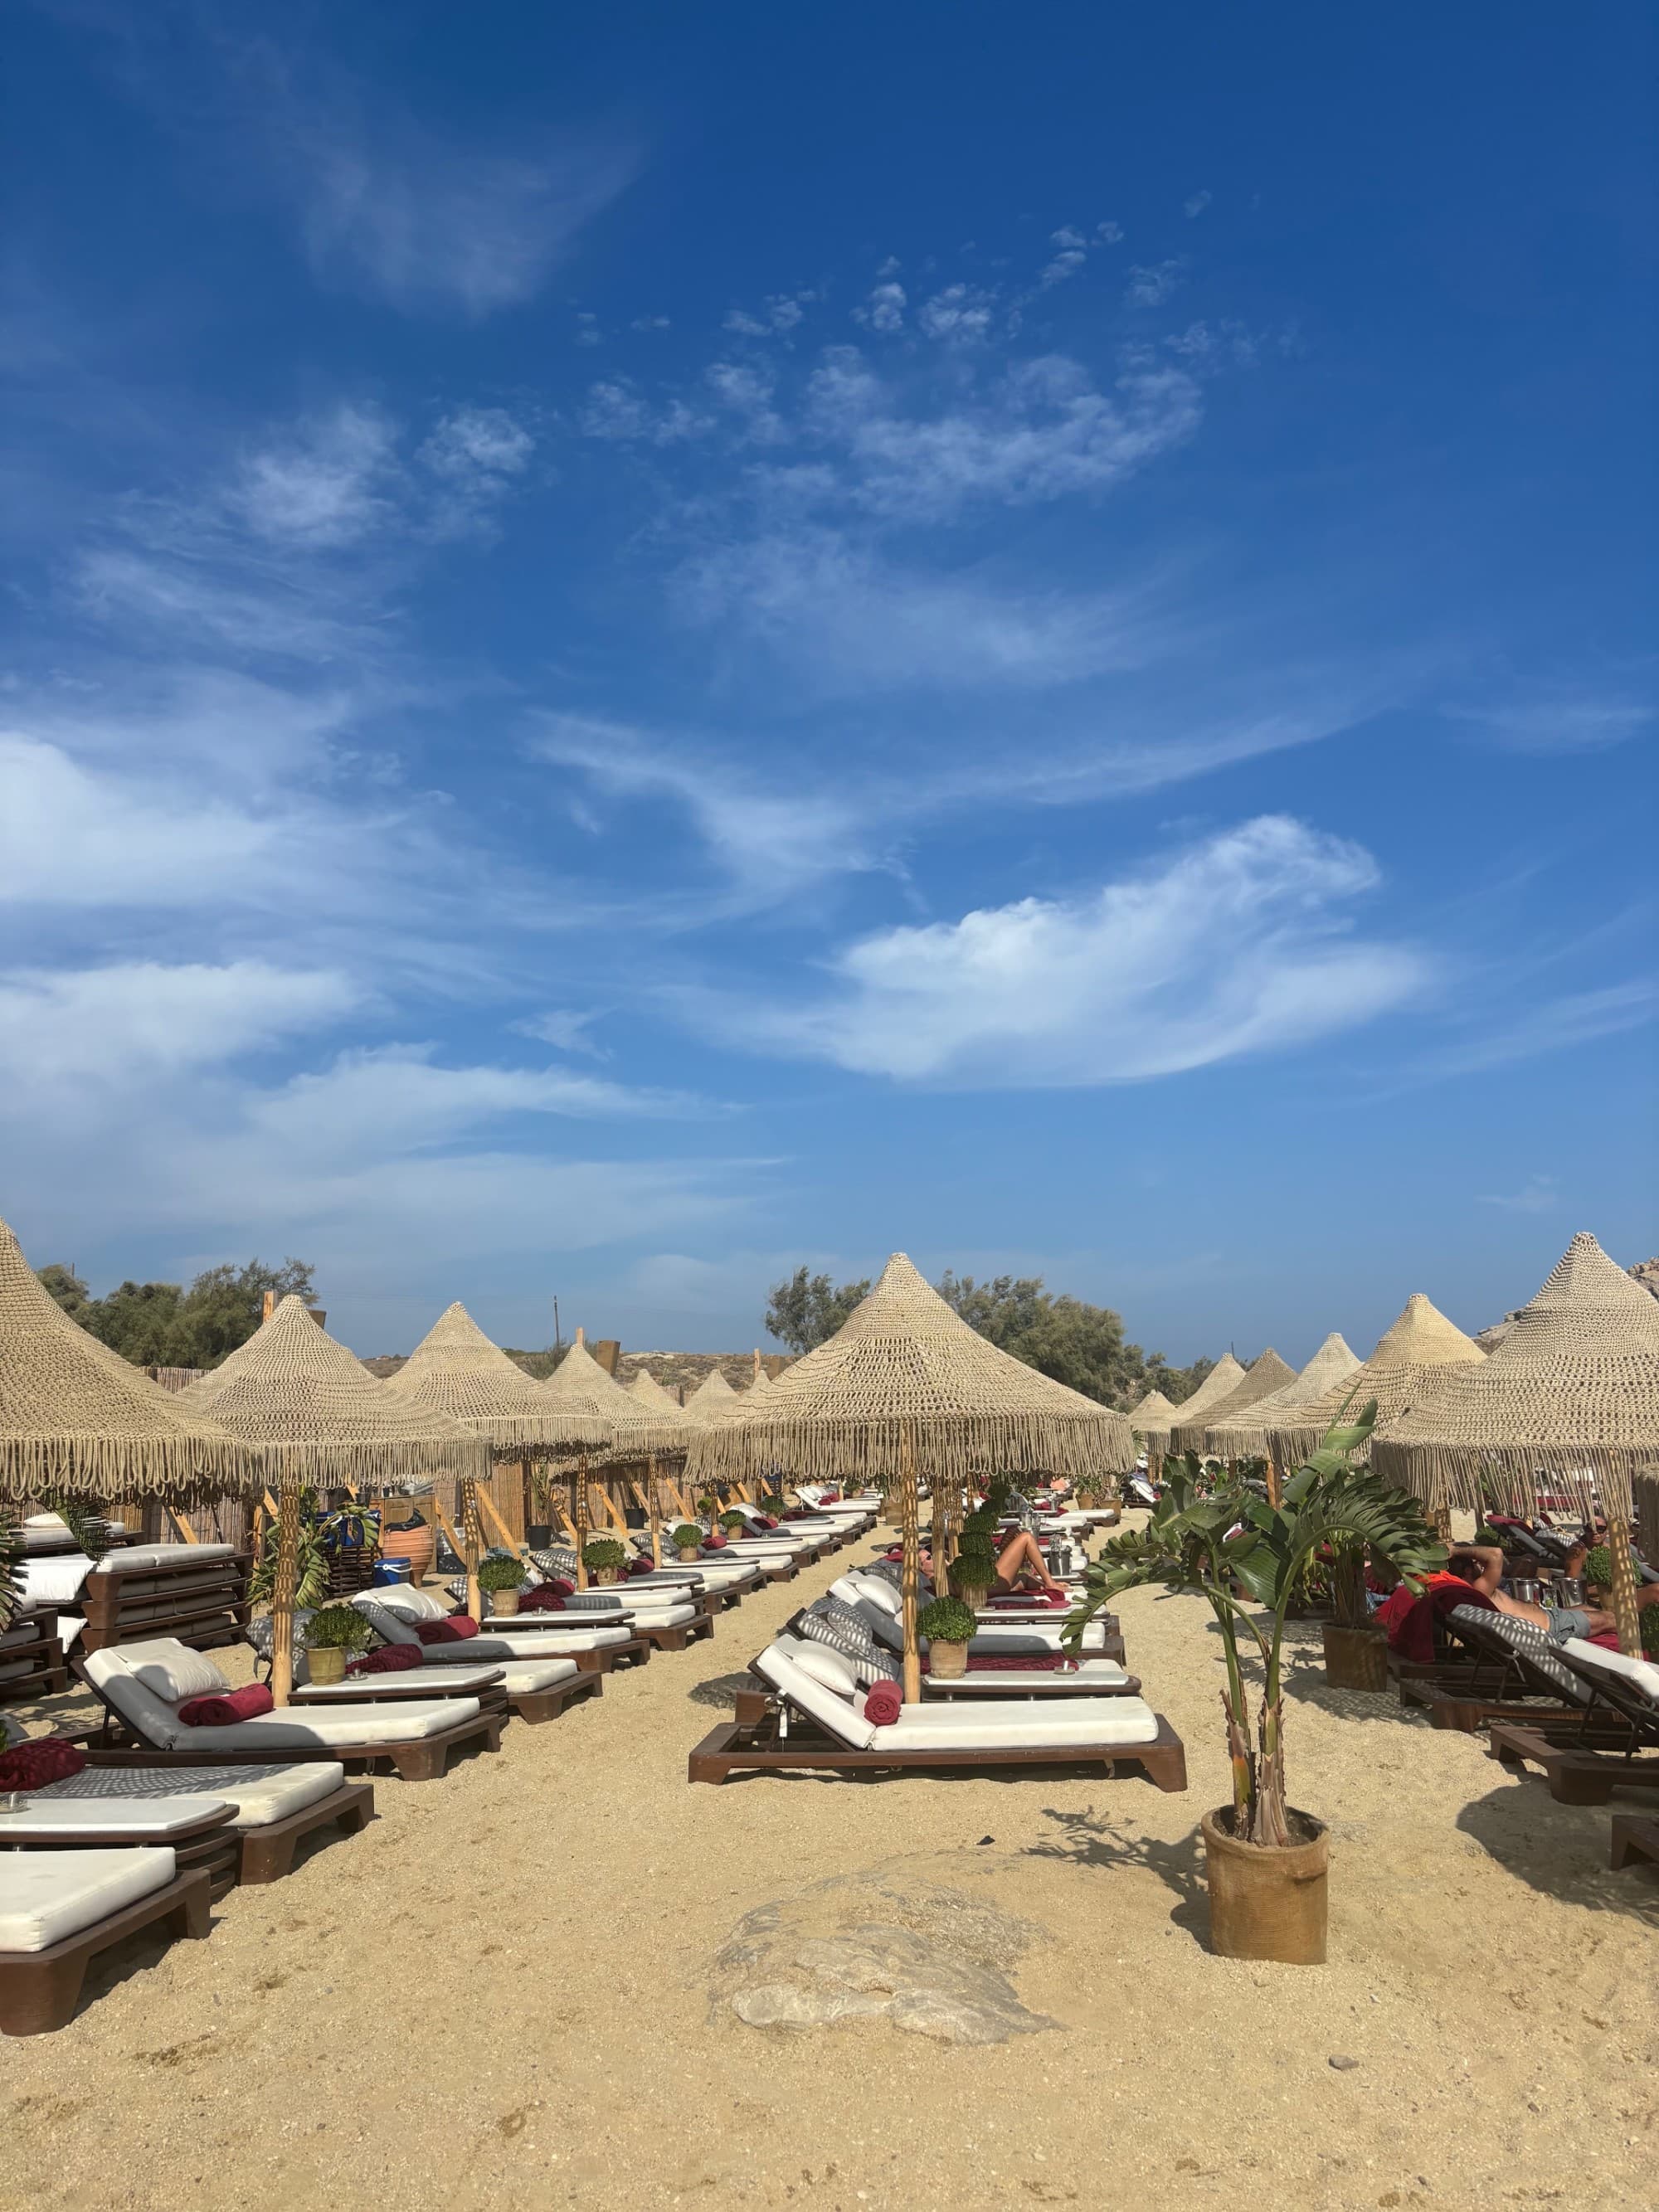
[1170,1349,1297,1456]
[0,1213,255,1510]
[1199,1333,1361,1468]
[1374,1233,1659,1652]
[684,1253,1136,1702]
[1265,1294,1484,1490]
[1131,1355,1243,1471]
[383,1301,588,1615]
[182,1296,491,1703]
[682,1366,741,1421]
[540,1334,690,1578]
[628,1366,684,1412]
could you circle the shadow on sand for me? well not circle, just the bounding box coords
[1022,1803,1211,1947]
[1456,1779,1659,1923]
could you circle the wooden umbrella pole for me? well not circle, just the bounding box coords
[270,1474,301,1709]
[460,1472,483,1621]
[648,1454,662,1568]
[1265,1446,1283,1511]
[1605,1512,1642,1657]
[574,1448,591,1588]
[899,1420,922,1707]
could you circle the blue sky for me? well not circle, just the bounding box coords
[2,2,1653,1363]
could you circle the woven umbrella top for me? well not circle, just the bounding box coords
[1199,1333,1360,1456]
[682,1367,741,1421]
[1170,1349,1297,1452]
[382,1301,589,1451]
[684,1252,1135,1485]
[627,1367,684,1412]
[1127,1388,1180,1429]
[180,1295,489,1486]
[1373,1234,1659,1518]
[539,1336,688,1461]
[1132,1354,1245,1444]
[0,1213,254,1502]
[1266,1292,1484,1466]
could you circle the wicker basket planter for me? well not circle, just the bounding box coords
[1201,1806,1329,1964]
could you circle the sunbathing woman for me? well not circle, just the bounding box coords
[917,1528,1066,1594]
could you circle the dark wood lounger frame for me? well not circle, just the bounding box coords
[2,1803,242,1900]
[75,1664,505,1782]
[1609,1815,1659,1871]
[0,1866,212,2036]
[0,1609,69,1704]
[56,1768,376,1885]
[296,1670,601,1726]
[1489,1724,1659,1804]
[688,1686,1187,1791]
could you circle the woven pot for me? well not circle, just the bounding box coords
[930,1640,969,1680]
[1200,1807,1329,1965]
[675,1545,702,1563]
[1321,1621,1388,1692]
[490,1588,521,1618]
[956,1582,991,1612]
[379,1527,435,1585]
[594,1568,620,1587]
[306,1645,348,1685]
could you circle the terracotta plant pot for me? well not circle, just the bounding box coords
[929,1641,969,1680]
[1200,1806,1329,1965]
[490,1588,521,1618]
[379,1526,435,1585]
[1321,1621,1388,1692]
[306,1645,348,1685]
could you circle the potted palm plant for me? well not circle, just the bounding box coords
[478,1554,529,1617]
[582,1536,628,1586]
[1065,1403,1443,1965]
[1321,1530,1389,1691]
[671,1523,704,1563]
[303,1602,373,1685]
[917,1595,977,1680]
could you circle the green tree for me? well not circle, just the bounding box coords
[36,1263,90,1317]
[34,1256,315,1369]
[937,1271,1155,1407]
[764,1266,872,1354]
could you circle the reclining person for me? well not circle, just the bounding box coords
[1450,1545,1615,1645]
[916,1528,1066,1595]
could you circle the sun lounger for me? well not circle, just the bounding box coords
[1488,1638,1659,1803]
[1394,1606,1603,1733]
[829,1573,1126,1664]
[0,1848,212,2035]
[80,1641,502,1782]
[689,1641,1185,1788]
[353,1589,657,1667]
[0,1607,68,1704]
[787,1604,1139,1699]
[7,1756,371,1885]
[294,1651,599,1725]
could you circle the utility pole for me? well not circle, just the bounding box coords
[552,1296,562,1354]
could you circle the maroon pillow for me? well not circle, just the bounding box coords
[520,1586,565,1612]
[415,1616,479,1644]
[0,1738,88,1788]
[703,1534,727,1551]
[348,1644,423,1675]
[177,1684,275,1727]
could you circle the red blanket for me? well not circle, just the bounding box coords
[178,1684,275,1727]
[348,1644,423,1675]
[1389,1579,1496,1665]
[416,1616,479,1644]
[0,1737,88,1788]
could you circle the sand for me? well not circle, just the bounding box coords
[6,1529,1655,2211]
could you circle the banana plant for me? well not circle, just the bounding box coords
[1063,1400,1445,1846]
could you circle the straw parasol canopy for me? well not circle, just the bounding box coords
[628,1366,684,1412]
[682,1366,741,1422]
[684,1252,1136,1488]
[539,1334,689,1461]
[1127,1387,1179,1435]
[382,1300,581,1453]
[1266,1293,1483,1467]
[1133,1354,1244,1451]
[180,1295,491,1487]
[1170,1349,1297,1455]
[1373,1233,1659,1520]
[0,1213,255,1504]
[1199,1333,1360,1459]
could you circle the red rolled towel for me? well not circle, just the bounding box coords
[348,1644,423,1675]
[627,1558,656,1577]
[416,1616,479,1643]
[703,1534,727,1550]
[1588,1629,1623,1650]
[177,1684,275,1727]
[0,1737,88,1788]
[863,1681,902,1726]
[761,1514,780,1529]
[521,1586,565,1612]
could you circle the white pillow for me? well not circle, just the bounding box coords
[22,1512,70,1530]
[121,1640,231,1704]
[349,1596,421,1646]
[852,1575,902,1616]
[17,1555,95,1605]
[371,1583,445,1621]
[790,1644,859,1695]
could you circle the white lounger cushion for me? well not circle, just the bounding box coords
[16,1555,96,1605]
[0,1846,177,1953]
[513,1599,697,1627]
[754,1647,1157,1753]
[0,1795,230,1840]
[1562,1638,1659,1704]
[84,1645,477,1749]
[32,1762,345,1826]
[91,1544,238,1573]
[364,1584,446,1622]
[299,1655,577,1695]
[458,1630,630,1660]
[833,1582,1109,1656]
[120,1641,231,1703]
[778,1631,1127,1696]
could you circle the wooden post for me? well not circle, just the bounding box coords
[899,1421,922,1707]
[574,1450,591,1588]
[1606,1514,1642,1657]
[460,1474,483,1621]
[648,1456,663,1568]
[1265,1446,1283,1511]
[270,1475,301,1709]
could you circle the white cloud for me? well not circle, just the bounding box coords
[853,282,907,333]
[1402,982,1657,1082]
[511,1009,610,1058]
[1184,191,1213,219]
[419,406,534,486]
[1477,1175,1559,1214]
[723,295,810,338]
[711,817,1427,1085]
[1096,221,1124,245]
[917,284,999,344]
[1125,260,1185,307]
[0,960,360,1087]
[231,405,398,547]
[580,379,713,444]
[1038,227,1089,289]
[1447,688,1653,754]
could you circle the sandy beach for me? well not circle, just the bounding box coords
[7,1528,1655,2212]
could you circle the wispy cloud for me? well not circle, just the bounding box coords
[1447,685,1653,755]
[1477,1174,1559,1214]
[698,817,1428,1086]
[1125,260,1185,307]
[1406,981,1657,1082]
[1184,191,1213,219]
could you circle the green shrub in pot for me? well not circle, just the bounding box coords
[581,1535,628,1582]
[670,1523,704,1558]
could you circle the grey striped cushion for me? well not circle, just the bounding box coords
[34,1762,298,1801]
[1449,1606,1587,1701]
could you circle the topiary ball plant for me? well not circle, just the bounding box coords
[670,1524,704,1553]
[718,1510,748,1533]
[917,1597,977,1645]
[581,1536,628,1573]
[1642,1607,1659,1659]
[303,1602,372,1653]
[1581,1544,1613,1593]
[477,1555,529,1593]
